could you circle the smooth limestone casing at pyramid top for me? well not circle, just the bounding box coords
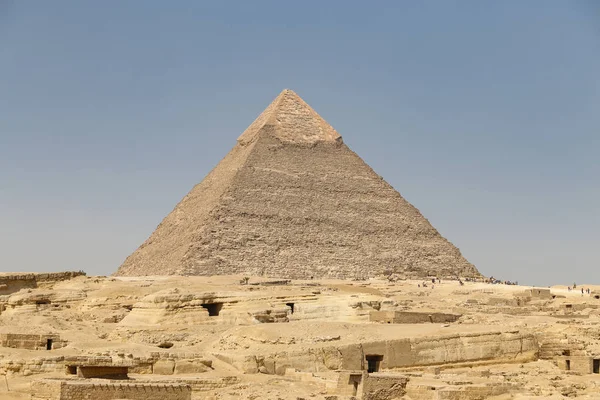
[115,89,480,279]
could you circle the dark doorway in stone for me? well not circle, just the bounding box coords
[593,359,599,374]
[66,366,77,375]
[286,303,295,314]
[566,360,571,371]
[46,339,53,350]
[366,355,383,373]
[201,303,223,316]
[348,374,362,396]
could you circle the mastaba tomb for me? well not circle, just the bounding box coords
[116,89,479,280]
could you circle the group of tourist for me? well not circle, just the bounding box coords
[415,276,508,288]
[485,276,518,285]
[568,285,593,295]
[449,276,519,286]
[417,277,442,288]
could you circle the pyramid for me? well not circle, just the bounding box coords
[115,89,480,279]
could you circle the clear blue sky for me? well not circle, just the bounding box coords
[1,1,598,286]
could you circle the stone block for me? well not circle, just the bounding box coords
[153,360,175,375]
[174,359,210,374]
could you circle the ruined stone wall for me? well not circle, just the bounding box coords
[528,288,553,300]
[219,330,538,374]
[362,374,409,400]
[0,271,85,295]
[31,379,191,400]
[33,271,86,283]
[557,356,594,374]
[0,333,65,350]
[486,297,519,306]
[58,381,191,400]
[405,382,514,400]
[339,331,536,371]
[151,376,241,392]
[369,311,461,324]
[30,379,62,400]
[289,298,381,323]
[64,355,137,367]
[335,371,365,397]
[0,356,65,376]
[386,331,536,369]
[62,353,214,377]
[153,358,213,375]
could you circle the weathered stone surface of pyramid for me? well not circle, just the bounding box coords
[115,89,480,279]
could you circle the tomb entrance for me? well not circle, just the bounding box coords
[201,303,223,316]
[366,355,383,373]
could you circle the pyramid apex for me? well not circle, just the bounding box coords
[279,88,300,97]
[238,89,342,146]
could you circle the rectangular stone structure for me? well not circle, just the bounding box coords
[528,288,553,300]
[76,366,129,379]
[0,333,66,350]
[369,311,461,324]
[557,356,600,374]
[31,379,192,400]
[336,371,366,397]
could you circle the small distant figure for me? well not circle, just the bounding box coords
[573,282,577,289]
[582,288,584,295]
[568,287,571,292]
[587,288,591,294]
[431,278,435,284]
[418,284,421,288]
